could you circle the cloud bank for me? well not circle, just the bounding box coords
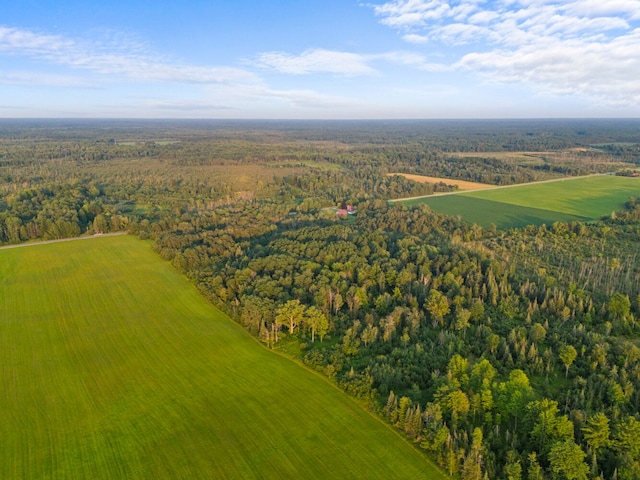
[372,0,640,104]
[0,26,259,86]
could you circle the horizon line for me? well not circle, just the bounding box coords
[1,117,640,122]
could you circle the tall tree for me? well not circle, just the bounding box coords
[446,390,470,432]
[275,299,306,336]
[581,412,610,475]
[426,289,450,327]
[608,292,631,321]
[614,416,640,480]
[559,345,577,378]
[497,369,533,431]
[461,427,484,480]
[304,305,328,343]
[527,452,542,480]
[548,440,589,480]
[527,398,574,455]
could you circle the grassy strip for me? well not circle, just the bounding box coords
[0,235,445,479]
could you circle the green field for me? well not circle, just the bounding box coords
[403,175,640,229]
[0,236,444,479]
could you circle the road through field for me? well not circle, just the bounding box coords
[389,172,614,203]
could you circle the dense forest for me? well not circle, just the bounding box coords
[1,119,640,479]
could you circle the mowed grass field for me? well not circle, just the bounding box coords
[0,235,444,479]
[403,175,640,229]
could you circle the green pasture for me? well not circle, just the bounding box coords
[0,236,444,479]
[404,175,640,229]
[407,195,588,229]
[464,175,640,217]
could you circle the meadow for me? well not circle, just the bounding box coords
[0,235,444,479]
[401,175,640,229]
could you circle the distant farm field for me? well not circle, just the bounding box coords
[389,173,492,190]
[0,236,444,479]
[402,175,640,229]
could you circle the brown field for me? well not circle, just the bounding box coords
[389,173,492,190]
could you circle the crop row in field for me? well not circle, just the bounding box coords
[0,235,444,479]
[401,175,640,229]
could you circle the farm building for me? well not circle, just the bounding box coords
[336,205,356,216]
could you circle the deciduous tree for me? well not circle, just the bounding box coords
[559,345,577,378]
[548,440,589,480]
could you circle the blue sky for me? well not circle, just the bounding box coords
[1,0,639,118]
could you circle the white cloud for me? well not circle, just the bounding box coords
[262,88,361,109]
[564,0,640,19]
[432,23,489,44]
[0,25,371,117]
[0,27,74,56]
[256,48,436,76]
[373,0,456,27]
[403,33,430,43]
[0,26,261,87]
[372,50,429,66]
[0,70,96,88]
[468,11,500,24]
[256,49,376,75]
[456,29,640,104]
[371,0,640,105]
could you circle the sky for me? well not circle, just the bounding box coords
[1,0,639,119]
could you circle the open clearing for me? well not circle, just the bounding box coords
[0,235,444,479]
[444,149,593,165]
[389,173,492,190]
[446,151,557,161]
[401,175,639,229]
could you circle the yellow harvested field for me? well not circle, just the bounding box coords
[389,173,492,190]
